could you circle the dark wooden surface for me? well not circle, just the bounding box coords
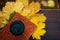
[40,10,60,40]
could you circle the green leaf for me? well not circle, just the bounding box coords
[8,11,16,21]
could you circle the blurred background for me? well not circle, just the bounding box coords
[0,0,60,10]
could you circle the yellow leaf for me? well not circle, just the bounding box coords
[32,29,46,39]
[16,0,28,7]
[39,14,47,22]
[21,8,31,17]
[2,2,14,14]
[36,23,45,29]
[13,2,24,12]
[34,2,41,13]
